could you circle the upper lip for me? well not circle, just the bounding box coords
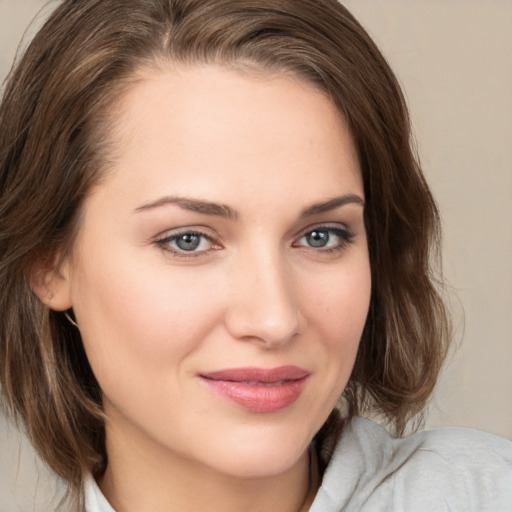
[200,366,309,383]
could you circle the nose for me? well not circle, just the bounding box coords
[224,249,304,349]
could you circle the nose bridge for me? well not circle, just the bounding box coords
[225,242,302,347]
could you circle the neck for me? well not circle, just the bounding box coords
[99,418,318,512]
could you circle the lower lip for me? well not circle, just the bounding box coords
[201,376,308,413]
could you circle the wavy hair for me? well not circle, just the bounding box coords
[0,0,450,507]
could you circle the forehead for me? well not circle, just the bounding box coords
[89,64,362,214]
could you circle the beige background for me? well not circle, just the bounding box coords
[1,0,511,510]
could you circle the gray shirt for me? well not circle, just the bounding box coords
[85,417,512,511]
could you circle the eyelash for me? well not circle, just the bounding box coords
[155,230,219,259]
[293,226,355,254]
[155,225,355,259]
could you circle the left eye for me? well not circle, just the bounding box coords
[158,231,213,253]
[295,227,354,250]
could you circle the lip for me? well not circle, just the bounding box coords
[199,366,310,413]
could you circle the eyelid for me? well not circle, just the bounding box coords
[154,226,222,258]
[293,223,355,250]
[153,224,218,241]
[295,222,351,239]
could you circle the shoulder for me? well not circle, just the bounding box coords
[311,417,512,512]
[389,422,512,511]
[351,416,512,472]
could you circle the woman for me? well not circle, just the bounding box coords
[0,1,510,511]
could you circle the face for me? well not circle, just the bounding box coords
[59,65,371,479]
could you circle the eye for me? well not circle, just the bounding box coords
[156,230,218,256]
[294,226,354,251]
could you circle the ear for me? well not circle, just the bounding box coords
[30,256,73,312]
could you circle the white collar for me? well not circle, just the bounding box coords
[84,474,115,512]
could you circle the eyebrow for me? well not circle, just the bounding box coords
[299,194,365,218]
[134,196,239,220]
[134,193,364,220]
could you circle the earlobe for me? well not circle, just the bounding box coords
[30,258,73,312]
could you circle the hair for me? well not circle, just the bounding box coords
[0,0,451,507]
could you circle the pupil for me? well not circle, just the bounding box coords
[176,234,200,251]
[307,230,328,247]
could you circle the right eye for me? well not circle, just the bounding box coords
[156,230,217,257]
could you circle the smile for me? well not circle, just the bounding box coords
[199,366,310,413]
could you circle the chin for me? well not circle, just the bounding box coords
[193,421,315,479]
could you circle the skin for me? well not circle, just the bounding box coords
[45,65,371,512]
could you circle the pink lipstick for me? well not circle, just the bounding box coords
[199,366,309,413]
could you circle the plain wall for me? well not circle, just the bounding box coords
[1,1,511,510]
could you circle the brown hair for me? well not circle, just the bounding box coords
[0,0,450,506]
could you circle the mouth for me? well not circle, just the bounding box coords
[199,366,309,413]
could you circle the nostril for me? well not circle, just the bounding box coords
[224,301,303,348]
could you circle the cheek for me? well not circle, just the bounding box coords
[308,259,371,340]
[70,252,224,394]
[306,259,371,384]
